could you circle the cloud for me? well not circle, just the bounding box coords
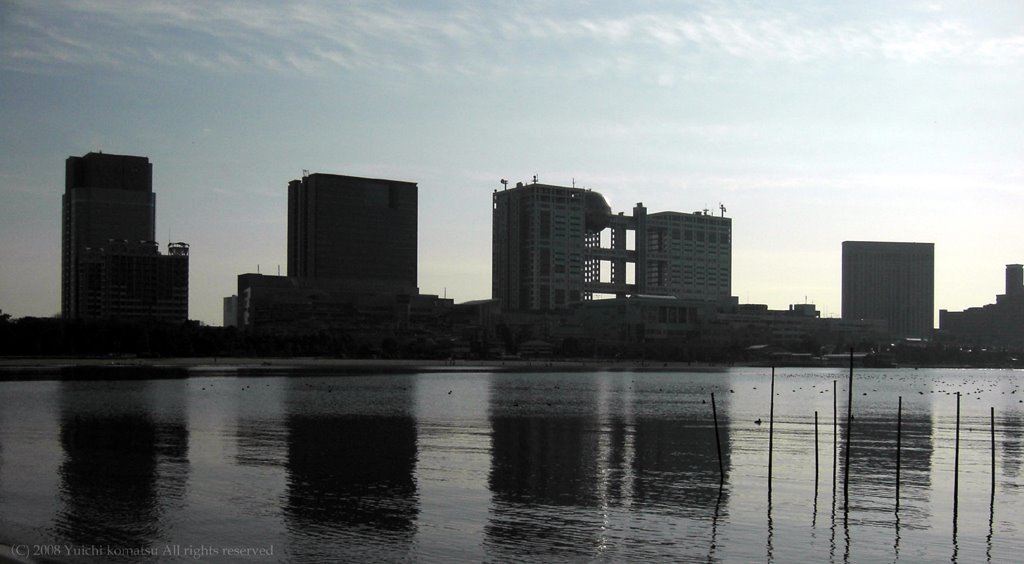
[2,1,1022,76]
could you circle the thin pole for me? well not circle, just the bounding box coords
[712,393,724,487]
[815,410,820,488]
[954,392,961,520]
[833,380,837,490]
[769,366,775,498]
[896,396,902,512]
[844,348,853,511]
[991,406,996,497]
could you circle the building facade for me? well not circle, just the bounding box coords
[62,152,188,322]
[288,173,418,292]
[841,241,934,338]
[75,241,189,322]
[492,180,731,311]
[939,264,1024,348]
[644,211,731,300]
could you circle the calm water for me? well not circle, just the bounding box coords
[0,366,1022,562]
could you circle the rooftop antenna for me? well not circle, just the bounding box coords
[500,179,508,190]
[719,203,727,217]
[532,174,538,184]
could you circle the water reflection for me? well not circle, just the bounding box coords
[0,367,1020,562]
[633,415,729,514]
[233,374,287,468]
[835,403,933,526]
[56,375,189,548]
[484,374,731,559]
[283,378,418,560]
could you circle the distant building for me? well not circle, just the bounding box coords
[74,241,189,322]
[288,173,418,292]
[236,273,450,334]
[644,211,732,300]
[491,180,731,312]
[939,264,1024,348]
[841,241,934,338]
[62,152,188,322]
[239,172,441,339]
[223,296,238,328]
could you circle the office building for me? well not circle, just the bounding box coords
[841,241,934,338]
[76,240,189,321]
[491,180,731,311]
[62,152,188,322]
[939,264,1024,348]
[644,211,731,300]
[288,173,418,292]
[223,295,238,328]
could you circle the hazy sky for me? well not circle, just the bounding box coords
[2,0,1022,326]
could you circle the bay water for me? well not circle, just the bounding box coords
[0,366,1021,562]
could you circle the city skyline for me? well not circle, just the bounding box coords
[2,1,1022,325]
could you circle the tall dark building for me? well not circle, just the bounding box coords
[61,152,189,322]
[841,241,934,338]
[287,173,418,292]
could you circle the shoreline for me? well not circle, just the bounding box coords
[0,356,736,375]
[0,357,1015,376]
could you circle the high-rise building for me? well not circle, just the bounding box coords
[288,173,418,293]
[61,152,189,322]
[841,241,934,338]
[491,180,731,311]
[644,211,732,301]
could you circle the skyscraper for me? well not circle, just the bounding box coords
[287,173,418,292]
[841,241,934,338]
[61,152,188,322]
[492,180,731,311]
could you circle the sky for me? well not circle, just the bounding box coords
[1,0,1022,326]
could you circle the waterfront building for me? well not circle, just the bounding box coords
[62,152,189,322]
[939,264,1024,348]
[491,179,731,312]
[643,211,731,301]
[288,173,418,292]
[841,241,934,338]
[240,171,443,339]
[75,240,189,322]
[236,273,450,334]
[223,295,238,328]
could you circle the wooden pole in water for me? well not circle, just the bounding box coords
[833,380,837,490]
[769,366,775,498]
[815,410,819,487]
[712,392,724,488]
[844,349,853,510]
[991,406,996,498]
[954,392,961,519]
[896,396,902,512]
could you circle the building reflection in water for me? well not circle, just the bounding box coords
[283,375,419,561]
[1000,410,1023,481]
[485,374,730,559]
[233,372,288,469]
[838,408,933,525]
[56,368,189,548]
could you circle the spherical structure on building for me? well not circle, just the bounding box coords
[584,191,611,232]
